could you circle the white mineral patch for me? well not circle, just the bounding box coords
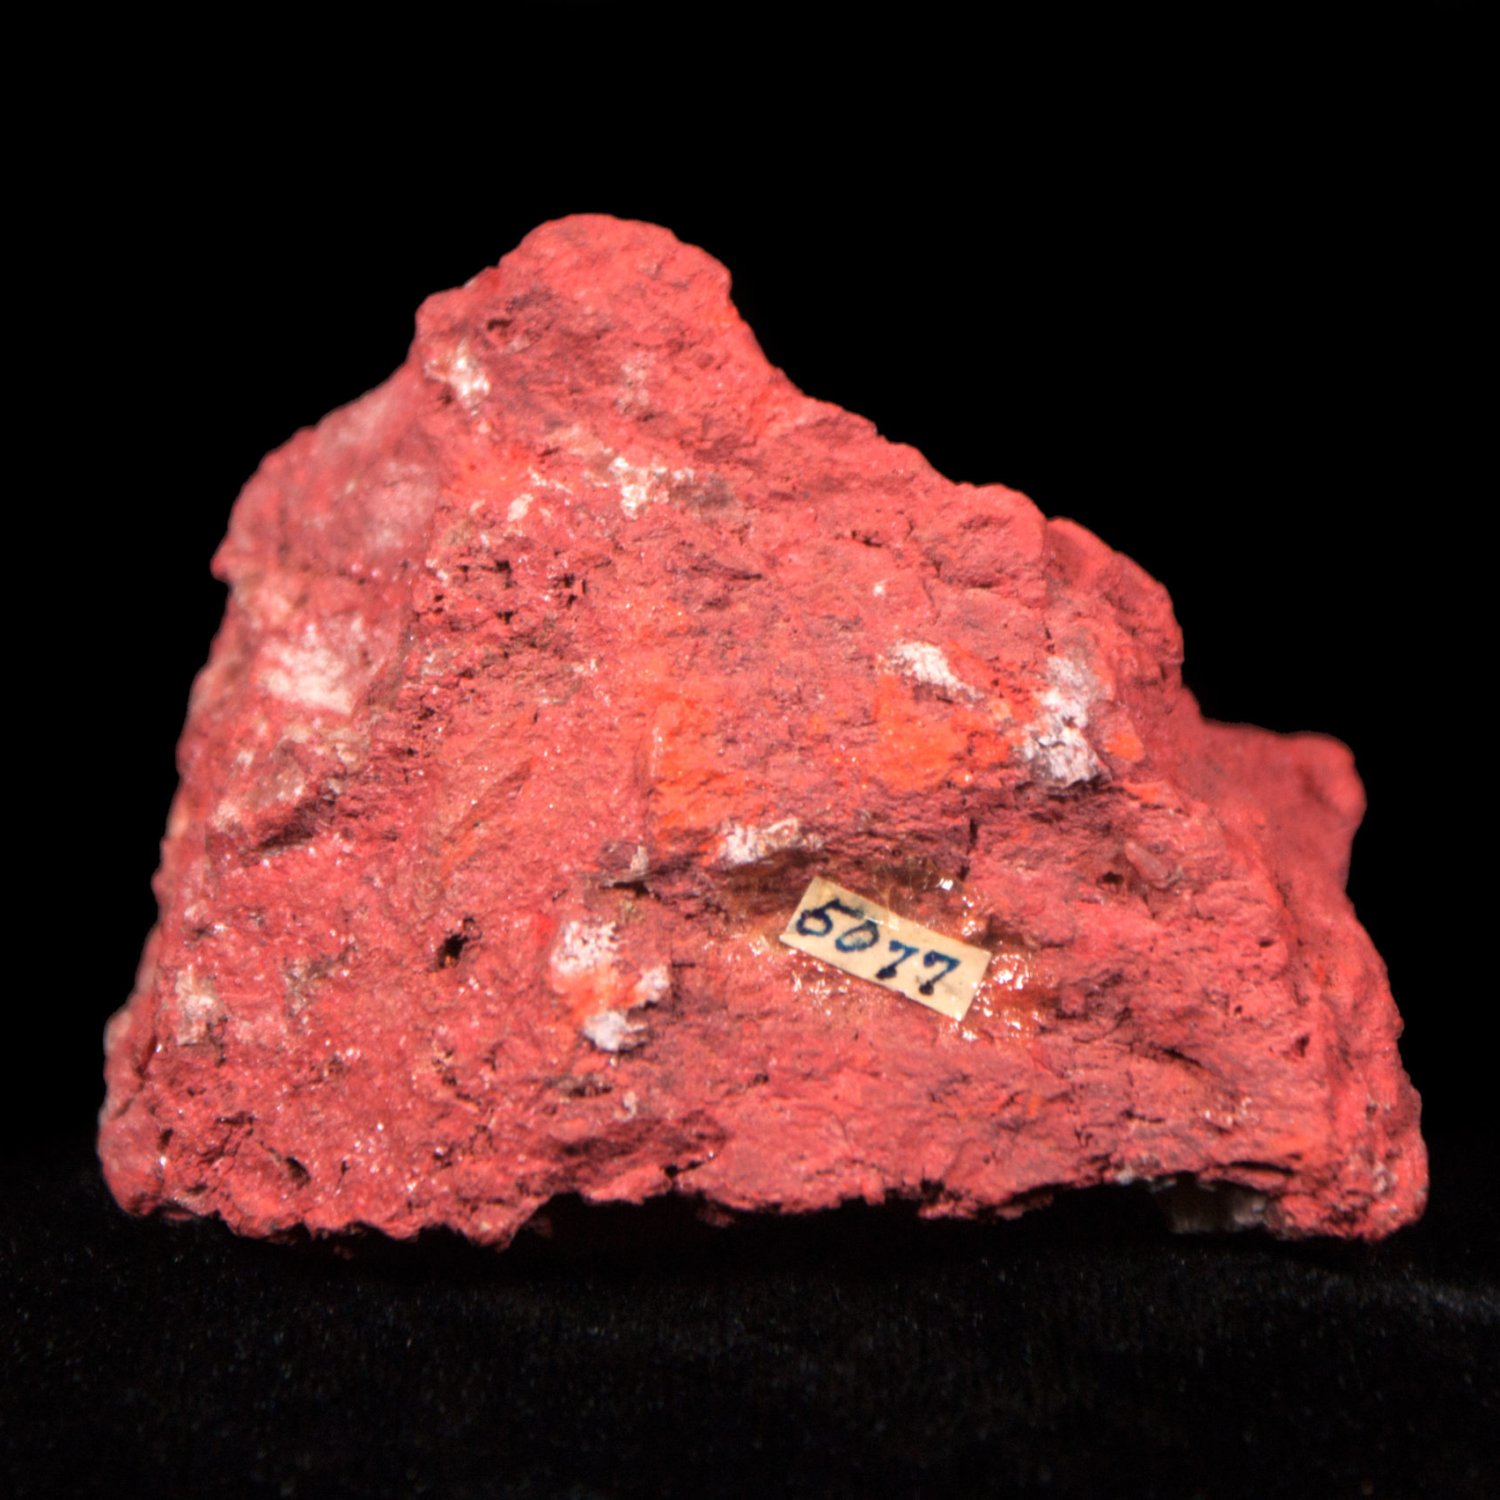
[580,964,668,1052]
[505,494,532,526]
[609,454,669,519]
[426,338,491,409]
[632,964,671,1006]
[616,353,653,414]
[1022,656,1102,785]
[887,641,979,700]
[173,970,222,1046]
[716,817,813,868]
[581,1009,647,1053]
[260,622,361,716]
[551,921,619,979]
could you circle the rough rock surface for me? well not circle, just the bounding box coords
[100,216,1425,1243]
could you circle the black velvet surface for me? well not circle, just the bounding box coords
[8,12,1492,1497]
[4,1128,1496,1498]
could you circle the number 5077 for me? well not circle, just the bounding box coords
[794,897,961,996]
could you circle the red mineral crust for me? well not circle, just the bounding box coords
[99,216,1426,1243]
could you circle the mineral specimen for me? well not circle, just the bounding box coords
[99,216,1425,1243]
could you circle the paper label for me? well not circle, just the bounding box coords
[779,877,991,1021]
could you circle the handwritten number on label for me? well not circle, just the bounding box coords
[795,898,864,939]
[835,920,879,952]
[876,939,919,980]
[796,899,879,951]
[782,879,990,1021]
[799,901,962,992]
[919,951,961,995]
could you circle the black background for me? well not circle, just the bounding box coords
[6,9,1494,1497]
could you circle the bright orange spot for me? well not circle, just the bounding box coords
[630,657,771,837]
[871,677,1010,793]
[647,689,756,832]
[871,677,968,791]
[1106,727,1145,762]
[551,965,630,1027]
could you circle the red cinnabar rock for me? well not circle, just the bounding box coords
[99,216,1425,1244]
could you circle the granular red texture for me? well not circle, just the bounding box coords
[99,216,1425,1243]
